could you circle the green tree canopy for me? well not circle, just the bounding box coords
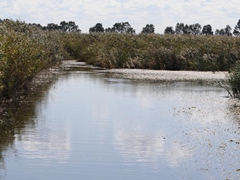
[43,21,81,32]
[105,22,135,34]
[60,21,81,32]
[43,23,60,31]
[175,23,185,34]
[215,25,232,36]
[141,24,155,34]
[174,23,202,35]
[202,24,213,35]
[188,23,202,35]
[89,23,104,33]
[164,26,175,34]
[233,19,240,36]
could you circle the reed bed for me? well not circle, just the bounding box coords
[1,20,240,98]
[0,20,67,97]
[64,33,240,71]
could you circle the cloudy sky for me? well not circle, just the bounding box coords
[1,0,240,33]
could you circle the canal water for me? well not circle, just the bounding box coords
[0,64,239,180]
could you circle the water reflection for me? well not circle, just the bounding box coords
[114,125,165,162]
[0,68,239,180]
[18,126,71,161]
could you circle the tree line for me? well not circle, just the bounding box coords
[164,21,240,36]
[1,18,240,36]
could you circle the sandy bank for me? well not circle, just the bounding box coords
[98,69,228,83]
[61,60,228,83]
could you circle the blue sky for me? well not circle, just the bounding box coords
[1,0,240,33]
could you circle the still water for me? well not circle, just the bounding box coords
[0,67,239,180]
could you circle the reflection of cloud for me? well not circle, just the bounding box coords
[114,126,165,162]
[114,125,193,167]
[166,143,193,167]
[18,126,71,161]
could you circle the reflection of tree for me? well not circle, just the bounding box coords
[0,71,59,172]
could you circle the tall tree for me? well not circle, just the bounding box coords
[105,27,112,33]
[175,23,199,35]
[188,23,202,35]
[105,22,135,34]
[141,24,155,34]
[89,23,104,33]
[233,19,240,36]
[60,21,69,32]
[215,25,232,36]
[215,29,223,36]
[224,25,232,36]
[44,23,61,31]
[202,24,213,35]
[61,21,80,32]
[175,23,185,35]
[164,26,175,34]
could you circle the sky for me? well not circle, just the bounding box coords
[1,0,240,33]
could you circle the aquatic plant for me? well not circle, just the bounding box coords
[227,61,240,98]
[63,33,240,71]
[0,20,67,96]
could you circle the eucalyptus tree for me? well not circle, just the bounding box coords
[202,24,213,35]
[215,25,232,36]
[43,21,81,32]
[141,24,155,34]
[233,19,240,36]
[175,23,185,34]
[188,23,202,35]
[164,26,175,34]
[60,21,80,32]
[89,23,104,33]
[105,22,135,34]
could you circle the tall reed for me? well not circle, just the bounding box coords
[0,20,67,96]
[1,21,240,98]
[62,33,240,71]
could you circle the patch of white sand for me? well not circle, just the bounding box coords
[99,69,228,82]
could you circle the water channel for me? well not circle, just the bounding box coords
[0,62,239,180]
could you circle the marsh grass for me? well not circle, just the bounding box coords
[1,20,240,98]
[227,61,240,98]
[0,20,67,96]
[63,33,240,72]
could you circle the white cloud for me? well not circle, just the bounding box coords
[1,0,240,33]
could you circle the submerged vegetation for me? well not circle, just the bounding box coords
[1,19,240,98]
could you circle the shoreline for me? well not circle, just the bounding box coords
[64,60,229,83]
[96,68,228,85]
